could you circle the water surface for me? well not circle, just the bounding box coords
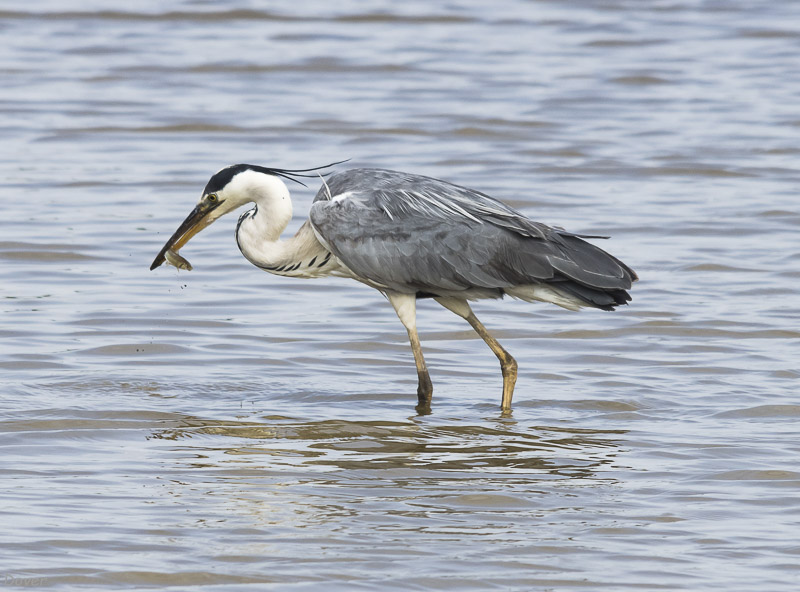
[2,1,799,590]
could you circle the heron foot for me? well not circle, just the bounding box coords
[500,356,517,412]
[415,371,433,414]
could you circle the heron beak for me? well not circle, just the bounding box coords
[150,201,219,270]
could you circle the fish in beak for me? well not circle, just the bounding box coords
[150,200,221,271]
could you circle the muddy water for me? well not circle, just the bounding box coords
[2,2,800,590]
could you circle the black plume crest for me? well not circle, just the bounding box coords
[203,159,348,194]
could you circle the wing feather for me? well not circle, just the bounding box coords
[309,169,636,300]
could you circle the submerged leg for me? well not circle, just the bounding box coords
[435,297,518,412]
[386,292,433,412]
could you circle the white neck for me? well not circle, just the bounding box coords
[231,172,337,278]
[227,170,293,238]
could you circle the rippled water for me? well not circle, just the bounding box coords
[2,1,800,590]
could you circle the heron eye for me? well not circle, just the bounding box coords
[207,193,218,202]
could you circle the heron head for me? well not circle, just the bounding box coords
[150,161,346,270]
[149,164,274,270]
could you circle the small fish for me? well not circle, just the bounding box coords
[164,249,193,271]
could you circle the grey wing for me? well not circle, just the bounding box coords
[310,169,637,304]
[315,168,554,239]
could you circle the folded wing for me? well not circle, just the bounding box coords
[310,169,637,309]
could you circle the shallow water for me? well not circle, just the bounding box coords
[2,1,800,590]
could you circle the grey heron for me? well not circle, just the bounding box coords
[151,163,637,413]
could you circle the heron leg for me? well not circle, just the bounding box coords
[435,297,517,412]
[386,292,433,413]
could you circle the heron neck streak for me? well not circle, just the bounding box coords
[236,210,336,278]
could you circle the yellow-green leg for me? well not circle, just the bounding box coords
[387,292,433,413]
[435,297,518,412]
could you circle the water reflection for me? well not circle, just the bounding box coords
[149,415,624,478]
[139,412,628,558]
